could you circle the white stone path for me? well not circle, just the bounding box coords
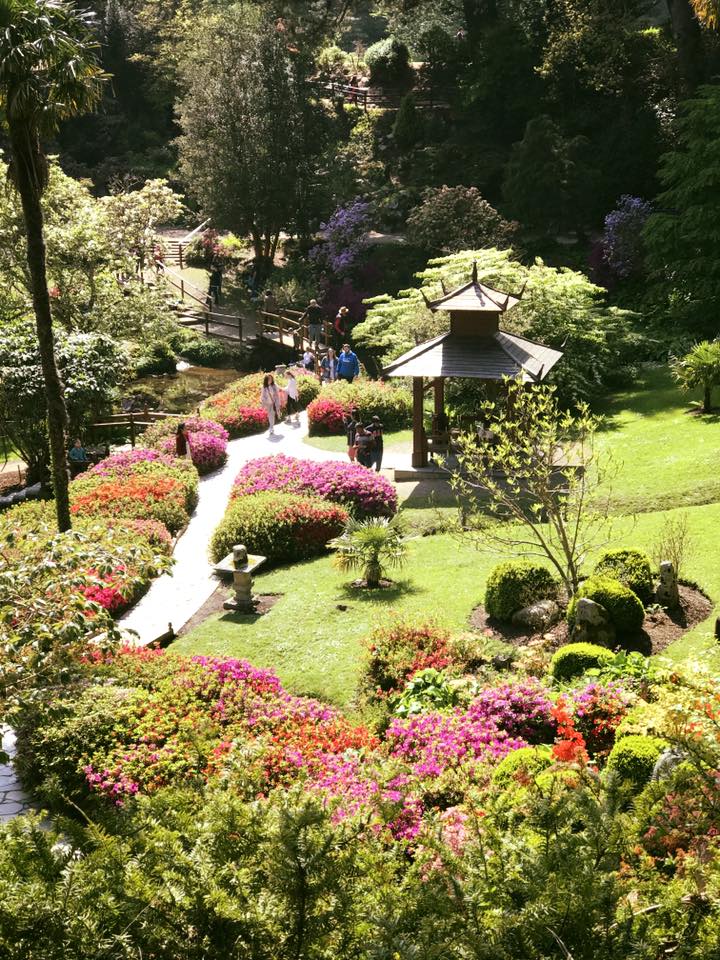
[120,411,342,646]
[0,416,347,821]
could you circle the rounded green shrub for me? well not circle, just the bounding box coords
[210,491,348,565]
[365,36,411,86]
[549,642,615,682]
[484,560,559,622]
[593,549,654,604]
[606,734,667,790]
[492,745,553,786]
[567,576,645,635]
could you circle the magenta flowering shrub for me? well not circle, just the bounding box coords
[569,680,635,757]
[232,455,398,517]
[466,679,556,744]
[87,447,177,477]
[386,709,526,781]
[144,416,229,475]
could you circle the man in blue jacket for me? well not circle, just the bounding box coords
[336,343,360,383]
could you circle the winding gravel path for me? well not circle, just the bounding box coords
[119,412,342,646]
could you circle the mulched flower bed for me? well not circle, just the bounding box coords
[469,583,712,656]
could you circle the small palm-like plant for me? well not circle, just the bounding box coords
[671,340,720,413]
[329,516,408,588]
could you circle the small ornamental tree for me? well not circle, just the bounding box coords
[450,378,617,596]
[102,178,184,275]
[0,321,127,482]
[329,516,408,587]
[309,199,372,278]
[670,340,720,413]
[407,186,516,254]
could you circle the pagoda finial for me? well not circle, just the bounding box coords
[516,279,528,300]
[440,278,448,295]
[471,260,478,283]
[421,290,432,309]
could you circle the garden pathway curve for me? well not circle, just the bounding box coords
[119,413,343,646]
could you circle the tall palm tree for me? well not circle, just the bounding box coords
[0,0,105,531]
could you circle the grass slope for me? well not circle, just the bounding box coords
[175,364,720,706]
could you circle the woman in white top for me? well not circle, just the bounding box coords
[284,369,300,424]
[260,373,282,436]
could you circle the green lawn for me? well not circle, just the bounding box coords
[596,366,720,513]
[175,364,720,706]
[303,429,413,454]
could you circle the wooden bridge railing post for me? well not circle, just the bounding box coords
[205,297,212,335]
[278,313,285,344]
[178,243,184,271]
[129,413,136,448]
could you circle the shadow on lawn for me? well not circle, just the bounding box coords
[337,578,422,604]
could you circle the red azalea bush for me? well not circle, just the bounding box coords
[71,451,198,534]
[201,371,320,438]
[210,490,348,564]
[362,619,453,703]
[232,455,398,517]
[307,380,412,435]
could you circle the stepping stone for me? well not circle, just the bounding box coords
[0,801,26,817]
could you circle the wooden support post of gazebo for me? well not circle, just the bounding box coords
[383,262,564,479]
[412,376,425,467]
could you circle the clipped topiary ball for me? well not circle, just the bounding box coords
[593,549,654,604]
[607,734,667,790]
[549,642,615,682]
[485,560,559,622]
[492,745,553,786]
[567,576,645,636]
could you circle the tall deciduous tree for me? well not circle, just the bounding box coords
[643,85,720,335]
[0,0,105,531]
[176,8,327,279]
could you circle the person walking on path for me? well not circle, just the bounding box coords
[301,298,324,348]
[355,424,375,468]
[260,374,282,436]
[344,409,359,461]
[321,347,338,382]
[175,423,191,459]
[336,343,360,383]
[284,369,300,425]
[302,347,316,374]
[334,305,350,349]
[208,263,223,305]
[369,416,384,472]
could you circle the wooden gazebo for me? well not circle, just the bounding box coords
[383,264,563,468]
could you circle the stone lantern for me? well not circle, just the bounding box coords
[214,543,267,613]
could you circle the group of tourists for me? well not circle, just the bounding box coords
[343,409,383,472]
[299,299,353,351]
[260,368,301,437]
[301,342,360,383]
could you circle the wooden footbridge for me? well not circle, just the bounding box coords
[157,263,331,354]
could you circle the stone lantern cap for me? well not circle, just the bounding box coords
[214,543,267,577]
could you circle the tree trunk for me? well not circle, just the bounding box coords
[704,383,712,413]
[667,0,705,94]
[9,124,71,531]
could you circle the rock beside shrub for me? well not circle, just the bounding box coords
[485,561,559,623]
[210,491,348,565]
[567,576,645,636]
[607,734,668,790]
[593,549,654,604]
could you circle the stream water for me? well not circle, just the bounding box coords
[129,363,241,413]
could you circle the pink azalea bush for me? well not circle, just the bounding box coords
[144,416,229,475]
[87,447,177,477]
[466,679,556,743]
[232,455,397,516]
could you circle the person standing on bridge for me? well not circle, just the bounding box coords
[301,298,324,349]
[208,261,223,305]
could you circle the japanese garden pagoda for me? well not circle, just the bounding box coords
[383,264,563,468]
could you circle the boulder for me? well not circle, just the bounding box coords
[572,597,616,647]
[655,560,680,608]
[512,599,561,633]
